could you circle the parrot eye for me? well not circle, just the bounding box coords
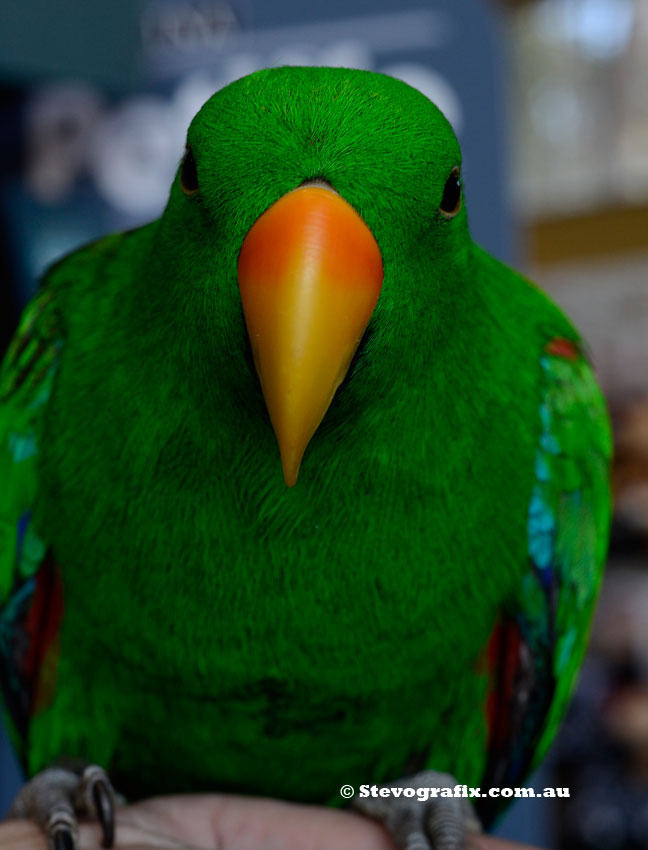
[180,146,199,195]
[439,167,461,218]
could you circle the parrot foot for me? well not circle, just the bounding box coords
[352,770,482,850]
[5,761,119,850]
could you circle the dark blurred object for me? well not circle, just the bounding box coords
[555,665,648,850]
[0,207,20,358]
[553,566,648,849]
[612,399,648,553]
[0,84,27,355]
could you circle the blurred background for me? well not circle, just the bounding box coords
[1,0,647,847]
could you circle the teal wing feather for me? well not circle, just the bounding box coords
[0,284,64,750]
[527,339,612,760]
[480,337,612,821]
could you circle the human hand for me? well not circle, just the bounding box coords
[0,793,545,850]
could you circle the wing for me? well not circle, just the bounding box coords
[0,284,64,755]
[479,337,612,824]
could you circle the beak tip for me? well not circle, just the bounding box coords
[281,447,303,487]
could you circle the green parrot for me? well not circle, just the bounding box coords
[0,66,612,850]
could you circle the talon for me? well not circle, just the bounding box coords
[46,808,77,850]
[92,779,115,848]
[52,828,76,850]
[48,813,77,850]
[352,769,481,850]
[7,763,120,850]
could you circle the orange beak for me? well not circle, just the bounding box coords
[237,184,383,486]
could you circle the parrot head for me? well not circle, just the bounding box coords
[151,66,468,486]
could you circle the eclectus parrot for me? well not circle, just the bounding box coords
[0,66,612,850]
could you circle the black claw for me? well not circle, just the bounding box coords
[92,780,115,848]
[52,827,76,850]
